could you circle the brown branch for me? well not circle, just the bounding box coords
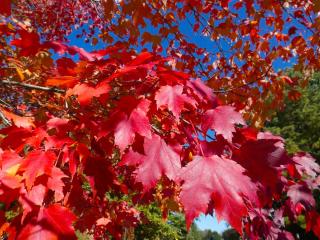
[0,80,65,93]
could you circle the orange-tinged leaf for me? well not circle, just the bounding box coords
[66,82,110,105]
[46,76,78,88]
[0,107,34,128]
[15,67,25,81]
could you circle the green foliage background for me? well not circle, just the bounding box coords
[266,71,320,160]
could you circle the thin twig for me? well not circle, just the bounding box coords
[213,65,273,94]
[0,80,65,93]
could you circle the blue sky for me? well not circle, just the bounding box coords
[196,214,228,232]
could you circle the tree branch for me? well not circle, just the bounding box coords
[0,80,65,93]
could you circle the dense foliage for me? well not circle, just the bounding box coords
[0,1,319,239]
[267,71,320,160]
[265,71,320,239]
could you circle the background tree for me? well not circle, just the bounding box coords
[267,71,320,160]
[134,205,187,240]
[202,230,222,240]
[221,229,240,240]
[265,70,320,239]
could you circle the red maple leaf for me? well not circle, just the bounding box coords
[155,85,196,118]
[11,29,41,56]
[84,157,126,198]
[43,41,108,61]
[187,78,217,104]
[0,107,34,128]
[307,211,320,238]
[127,51,154,66]
[233,138,290,189]
[47,167,68,202]
[19,150,56,190]
[202,106,245,142]
[114,99,151,152]
[66,81,110,106]
[178,155,258,232]
[0,150,22,190]
[292,153,319,178]
[120,134,181,190]
[17,205,77,240]
[19,184,47,222]
[287,183,315,208]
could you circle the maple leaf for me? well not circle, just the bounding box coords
[287,183,315,208]
[0,107,34,128]
[233,138,290,189]
[47,167,68,202]
[66,81,110,105]
[0,150,22,174]
[292,153,319,178]
[11,29,41,56]
[202,106,245,142]
[114,99,151,152]
[25,184,47,206]
[19,184,47,222]
[43,41,108,61]
[45,76,78,88]
[0,150,22,190]
[84,157,126,198]
[17,205,77,240]
[0,126,32,151]
[120,134,181,190]
[46,117,71,134]
[155,85,197,118]
[56,57,77,76]
[19,150,56,190]
[128,52,154,66]
[178,155,258,232]
[41,205,76,237]
[187,78,217,104]
[307,211,320,238]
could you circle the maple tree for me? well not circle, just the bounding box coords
[0,1,319,239]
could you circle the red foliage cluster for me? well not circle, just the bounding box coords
[0,1,319,239]
[9,0,320,126]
